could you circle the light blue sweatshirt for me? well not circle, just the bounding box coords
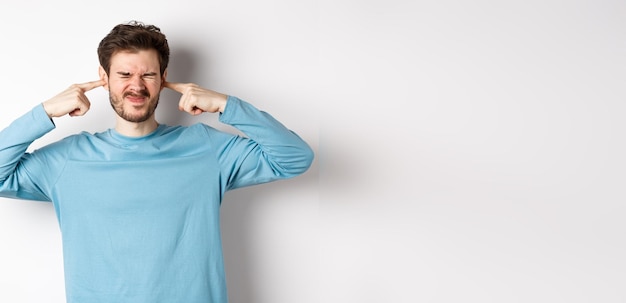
[0,96,314,303]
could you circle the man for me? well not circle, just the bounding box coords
[0,21,313,303]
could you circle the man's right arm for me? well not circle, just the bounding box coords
[0,104,57,201]
[0,80,104,201]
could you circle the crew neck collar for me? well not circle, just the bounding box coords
[108,124,165,143]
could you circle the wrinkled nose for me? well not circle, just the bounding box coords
[128,75,146,91]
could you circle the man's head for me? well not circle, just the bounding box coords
[98,21,169,76]
[97,21,170,123]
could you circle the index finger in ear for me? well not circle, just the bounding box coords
[164,81,187,93]
[76,80,105,92]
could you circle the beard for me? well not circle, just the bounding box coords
[109,90,159,123]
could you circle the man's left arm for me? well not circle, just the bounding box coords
[165,82,314,188]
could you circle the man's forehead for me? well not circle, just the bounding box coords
[110,50,160,71]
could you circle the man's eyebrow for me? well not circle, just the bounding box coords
[115,71,158,77]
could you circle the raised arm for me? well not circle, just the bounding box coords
[0,80,103,201]
[164,82,314,190]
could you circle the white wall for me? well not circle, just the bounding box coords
[319,0,626,302]
[1,1,625,303]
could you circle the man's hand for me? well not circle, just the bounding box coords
[42,80,105,118]
[164,82,228,115]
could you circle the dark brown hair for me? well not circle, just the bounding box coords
[97,21,170,75]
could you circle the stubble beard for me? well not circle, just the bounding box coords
[109,91,159,123]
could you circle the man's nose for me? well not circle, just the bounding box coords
[128,75,146,90]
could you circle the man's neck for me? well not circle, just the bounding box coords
[114,117,159,137]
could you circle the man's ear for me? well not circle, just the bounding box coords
[161,69,168,91]
[98,66,109,90]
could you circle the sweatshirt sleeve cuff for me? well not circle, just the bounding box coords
[31,103,56,133]
[218,95,242,124]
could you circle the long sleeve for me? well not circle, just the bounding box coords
[212,96,314,190]
[0,104,56,201]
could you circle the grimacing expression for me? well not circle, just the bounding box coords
[109,88,159,123]
[104,49,164,123]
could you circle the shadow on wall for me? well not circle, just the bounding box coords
[221,159,318,302]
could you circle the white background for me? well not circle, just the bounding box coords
[0,0,625,302]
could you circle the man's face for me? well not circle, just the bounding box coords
[102,49,164,123]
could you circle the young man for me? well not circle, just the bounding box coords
[0,21,313,303]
